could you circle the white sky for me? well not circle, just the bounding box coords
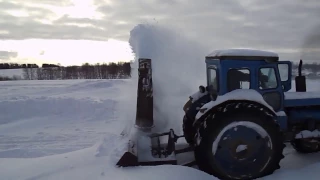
[0,0,134,66]
[0,0,319,66]
[0,39,134,66]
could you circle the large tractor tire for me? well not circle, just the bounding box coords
[194,102,285,180]
[291,139,320,154]
[183,115,194,145]
[183,93,211,146]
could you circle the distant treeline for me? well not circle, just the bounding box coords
[292,62,320,79]
[1,61,320,81]
[0,63,74,69]
[0,63,39,69]
[22,62,132,80]
[292,62,320,73]
[0,76,21,81]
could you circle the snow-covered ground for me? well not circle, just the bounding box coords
[2,24,320,180]
[0,79,216,180]
[0,80,128,158]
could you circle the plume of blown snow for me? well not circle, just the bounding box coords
[128,24,211,133]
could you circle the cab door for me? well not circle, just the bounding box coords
[277,61,292,92]
[256,64,284,112]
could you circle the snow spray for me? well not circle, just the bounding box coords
[128,23,210,133]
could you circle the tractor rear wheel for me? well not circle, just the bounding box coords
[291,139,320,153]
[183,115,194,145]
[194,102,285,180]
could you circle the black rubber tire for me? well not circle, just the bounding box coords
[183,115,194,145]
[291,139,320,154]
[194,102,285,180]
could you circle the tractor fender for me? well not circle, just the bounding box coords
[189,90,208,103]
[183,90,208,112]
[194,89,276,123]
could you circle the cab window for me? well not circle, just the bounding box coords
[259,67,278,89]
[208,68,218,92]
[227,69,250,92]
[278,64,289,81]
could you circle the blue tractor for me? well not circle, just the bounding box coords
[183,48,320,179]
[117,49,320,180]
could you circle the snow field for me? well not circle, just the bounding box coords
[0,80,127,158]
[0,79,216,180]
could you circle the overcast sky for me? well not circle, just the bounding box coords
[0,0,319,65]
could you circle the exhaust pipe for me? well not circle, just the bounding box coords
[295,59,306,92]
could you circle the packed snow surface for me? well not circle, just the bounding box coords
[190,90,208,103]
[195,89,274,120]
[236,145,248,153]
[206,48,279,58]
[295,130,320,139]
[2,24,320,180]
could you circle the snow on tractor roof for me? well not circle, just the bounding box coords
[206,48,279,61]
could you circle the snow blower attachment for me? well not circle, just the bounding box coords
[116,129,193,167]
[116,58,195,168]
[135,58,154,130]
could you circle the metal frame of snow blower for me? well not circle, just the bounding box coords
[116,58,196,168]
[116,129,195,167]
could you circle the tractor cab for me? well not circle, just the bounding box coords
[204,48,292,111]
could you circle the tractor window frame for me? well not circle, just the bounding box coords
[207,67,219,93]
[258,67,279,90]
[278,63,289,81]
[227,68,251,92]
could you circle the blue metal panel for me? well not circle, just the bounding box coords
[287,109,320,123]
[276,115,287,130]
[284,98,320,107]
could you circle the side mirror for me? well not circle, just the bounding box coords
[199,85,206,93]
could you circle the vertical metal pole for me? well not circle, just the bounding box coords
[135,58,154,131]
